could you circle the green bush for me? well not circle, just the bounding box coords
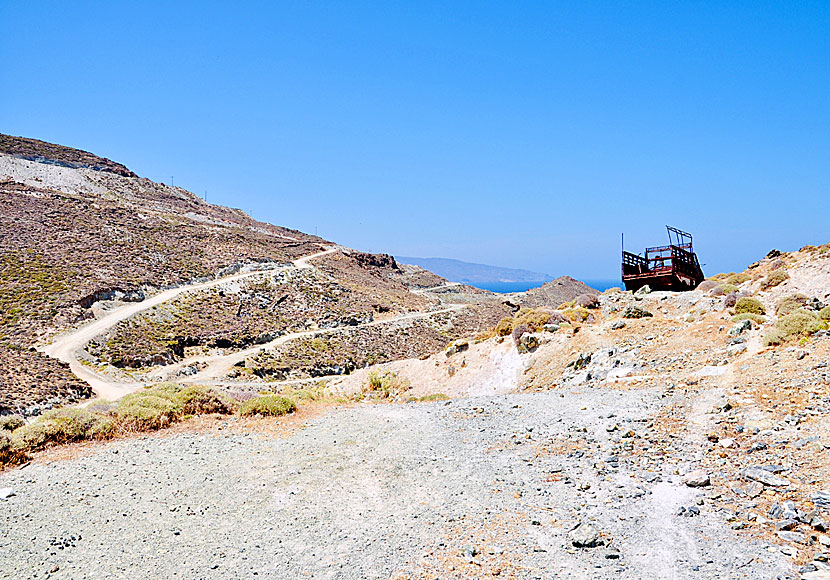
[0,415,25,431]
[718,284,739,294]
[731,313,765,324]
[734,297,765,315]
[11,408,113,452]
[238,395,296,417]
[762,270,789,289]
[115,394,183,431]
[414,393,450,402]
[775,309,822,337]
[820,306,830,322]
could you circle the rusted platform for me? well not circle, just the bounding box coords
[622,226,704,292]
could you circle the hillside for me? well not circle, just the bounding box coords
[0,135,596,415]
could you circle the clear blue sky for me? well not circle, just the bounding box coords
[2,1,828,279]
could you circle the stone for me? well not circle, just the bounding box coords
[728,319,753,337]
[445,339,469,357]
[569,522,603,548]
[610,320,626,330]
[811,491,830,510]
[622,306,653,319]
[820,535,830,547]
[743,467,789,487]
[684,470,711,487]
[542,324,560,333]
[726,343,747,356]
[0,488,14,500]
[776,531,807,544]
[517,333,540,354]
[802,570,830,580]
[634,285,652,296]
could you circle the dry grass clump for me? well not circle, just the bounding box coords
[563,307,591,323]
[763,310,824,346]
[238,395,296,417]
[360,370,411,400]
[718,284,739,295]
[175,385,238,415]
[821,306,830,322]
[762,269,789,289]
[0,415,24,431]
[734,297,765,315]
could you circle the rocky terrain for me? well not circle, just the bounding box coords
[1,134,829,579]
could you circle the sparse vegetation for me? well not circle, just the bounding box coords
[734,297,765,315]
[410,393,450,403]
[360,370,411,400]
[238,395,296,417]
[762,269,789,289]
[11,408,113,453]
[0,415,25,431]
[718,284,738,294]
[763,309,823,346]
[725,273,750,286]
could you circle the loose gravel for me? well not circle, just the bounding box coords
[0,387,791,579]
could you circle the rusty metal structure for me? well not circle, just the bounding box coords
[621,226,704,292]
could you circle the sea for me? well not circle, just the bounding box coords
[476,279,620,294]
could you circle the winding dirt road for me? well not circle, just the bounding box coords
[39,245,467,401]
[38,247,339,401]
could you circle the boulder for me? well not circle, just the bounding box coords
[743,466,789,487]
[445,339,469,357]
[517,333,540,354]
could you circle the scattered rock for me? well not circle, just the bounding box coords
[622,305,653,319]
[569,522,603,548]
[811,491,830,510]
[776,531,807,544]
[610,320,626,330]
[728,319,752,337]
[684,470,711,487]
[743,467,789,487]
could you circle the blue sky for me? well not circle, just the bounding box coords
[2,1,828,279]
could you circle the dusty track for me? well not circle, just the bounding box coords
[38,247,339,400]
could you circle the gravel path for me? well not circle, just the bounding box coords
[0,387,791,579]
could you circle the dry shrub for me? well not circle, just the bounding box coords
[734,297,765,315]
[495,317,514,337]
[770,259,785,270]
[359,370,410,400]
[563,307,591,323]
[775,294,808,316]
[697,280,719,292]
[821,306,830,322]
[238,395,296,417]
[548,311,569,325]
[515,308,552,330]
[726,273,750,285]
[762,270,789,289]
[11,408,113,453]
[512,323,530,346]
[709,286,725,297]
[176,385,238,415]
[723,292,738,308]
[718,284,738,294]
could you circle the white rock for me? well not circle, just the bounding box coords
[0,488,15,500]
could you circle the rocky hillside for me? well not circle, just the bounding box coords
[0,135,597,416]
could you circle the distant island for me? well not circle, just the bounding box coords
[397,256,553,293]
